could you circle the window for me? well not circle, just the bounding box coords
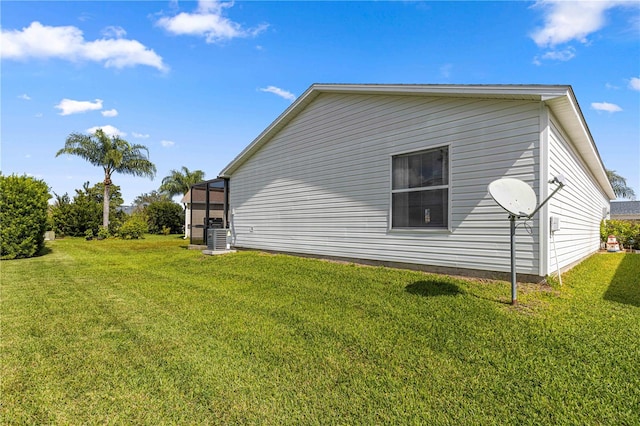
[391,146,449,229]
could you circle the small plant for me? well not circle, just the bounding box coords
[84,229,94,240]
[161,226,171,235]
[97,227,109,240]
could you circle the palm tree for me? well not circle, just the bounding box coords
[606,169,636,200]
[159,166,206,199]
[56,129,156,228]
[133,190,170,207]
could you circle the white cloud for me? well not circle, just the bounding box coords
[160,140,175,147]
[542,47,576,61]
[35,113,43,118]
[55,98,103,115]
[533,46,577,65]
[530,1,629,47]
[87,125,125,137]
[101,108,118,117]
[629,77,640,91]
[1,21,168,71]
[157,0,268,43]
[259,86,296,101]
[132,132,150,138]
[102,26,126,39]
[591,102,623,113]
[18,93,31,100]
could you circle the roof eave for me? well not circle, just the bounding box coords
[543,88,615,200]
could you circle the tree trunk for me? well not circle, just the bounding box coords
[103,178,111,229]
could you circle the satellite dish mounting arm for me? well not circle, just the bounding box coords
[526,176,566,220]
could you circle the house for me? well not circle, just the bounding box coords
[116,205,136,215]
[610,201,640,221]
[217,84,615,281]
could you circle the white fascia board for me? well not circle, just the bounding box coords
[310,83,571,100]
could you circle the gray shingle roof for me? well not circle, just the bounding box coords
[611,201,640,216]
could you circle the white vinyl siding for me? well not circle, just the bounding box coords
[229,93,543,276]
[545,113,610,274]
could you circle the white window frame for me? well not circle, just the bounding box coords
[389,144,452,232]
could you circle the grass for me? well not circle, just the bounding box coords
[1,236,638,424]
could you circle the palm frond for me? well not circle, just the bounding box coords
[159,166,206,197]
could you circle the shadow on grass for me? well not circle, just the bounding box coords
[3,245,54,260]
[604,254,640,307]
[35,246,53,257]
[406,280,463,297]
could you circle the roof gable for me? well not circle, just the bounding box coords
[219,83,614,199]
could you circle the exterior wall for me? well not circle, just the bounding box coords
[545,113,610,274]
[229,93,544,276]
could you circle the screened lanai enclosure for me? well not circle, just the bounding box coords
[182,178,229,248]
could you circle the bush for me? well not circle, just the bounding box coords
[118,215,148,239]
[0,174,51,259]
[145,200,184,234]
[97,227,110,240]
[50,182,122,237]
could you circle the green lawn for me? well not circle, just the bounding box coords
[2,236,638,424]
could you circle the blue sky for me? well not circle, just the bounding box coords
[2,0,639,204]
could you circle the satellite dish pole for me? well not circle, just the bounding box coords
[509,213,517,305]
[488,176,565,305]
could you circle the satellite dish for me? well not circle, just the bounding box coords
[488,178,537,217]
[487,176,565,305]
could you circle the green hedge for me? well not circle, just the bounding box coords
[145,200,184,234]
[0,174,51,259]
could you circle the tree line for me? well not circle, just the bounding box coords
[1,130,207,258]
[1,129,637,259]
[51,130,206,239]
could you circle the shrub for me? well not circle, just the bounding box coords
[0,174,51,259]
[601,219,640,250]
[50,182,122,237]
[145,200,184,234]
[50,193,75,237]
[118,214,148,239]
[97,227,110,240]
